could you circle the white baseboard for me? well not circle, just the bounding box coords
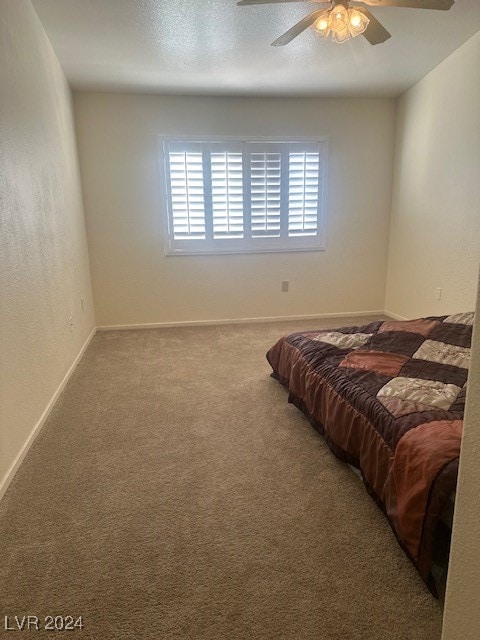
[0,327,96,502]
[96,310,386,331]
[384,310,409,321]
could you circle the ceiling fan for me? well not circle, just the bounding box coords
[237,0,455,46]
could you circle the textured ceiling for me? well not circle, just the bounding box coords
[32,0,480,97]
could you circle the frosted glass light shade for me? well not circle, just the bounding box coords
[347,8,370,38]
[330,5,348,34]
[314,16,330,33]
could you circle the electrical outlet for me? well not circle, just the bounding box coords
[281,280,289,293]
[435,287,442,301]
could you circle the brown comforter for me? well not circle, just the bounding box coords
[267,313,473,594]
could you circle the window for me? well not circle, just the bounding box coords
[161,138,327,255]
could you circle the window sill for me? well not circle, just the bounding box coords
[165,245,326,256]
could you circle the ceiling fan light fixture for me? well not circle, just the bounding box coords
[313,4,370,43]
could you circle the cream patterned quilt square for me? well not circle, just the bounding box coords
[444,312,475,326]
[412,340,470,369]
[377,377,461,411]
[314,331,372,350]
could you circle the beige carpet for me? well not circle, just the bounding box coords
[0,317,444,639]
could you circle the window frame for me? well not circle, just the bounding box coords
[159,136,328,256]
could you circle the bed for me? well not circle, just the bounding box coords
[266,312,473,595]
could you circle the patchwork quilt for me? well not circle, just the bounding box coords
[266,313,473,594]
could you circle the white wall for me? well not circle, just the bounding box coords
[385,32,480,320]
[74,93,396,327]
[0,0,95,494]
[442,270,480,639]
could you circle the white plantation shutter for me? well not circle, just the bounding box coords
[166,144,206,240]
[210,147,244,239]
[288,145,322,237]
[249,148,282,238]
[162,139,326,254]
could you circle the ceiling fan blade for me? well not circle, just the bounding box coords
[271,9,326,46]
[358,8,391,44]
[238,0,328,5]
[356,0,454,9]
